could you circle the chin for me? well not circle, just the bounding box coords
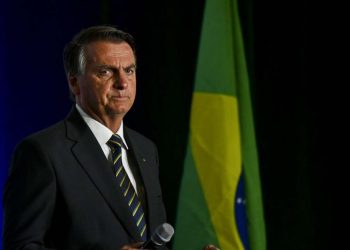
[107,106,130,116]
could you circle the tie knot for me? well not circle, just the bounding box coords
[107,134,123,150]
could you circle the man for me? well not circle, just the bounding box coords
[3,26,167,250]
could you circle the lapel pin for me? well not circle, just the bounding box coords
[142,157,146,162]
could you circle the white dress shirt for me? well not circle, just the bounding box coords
[76,104,137,193]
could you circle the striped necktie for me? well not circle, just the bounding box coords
[107,134,147,241]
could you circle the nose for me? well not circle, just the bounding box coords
[113,72,127,90]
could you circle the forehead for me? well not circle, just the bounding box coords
[84,41,135,64]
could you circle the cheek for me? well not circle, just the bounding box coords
[132,84,136,96]
[96,81,112,98]
[130,80,136,98]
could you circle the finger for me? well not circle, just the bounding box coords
[119,242,143,250]
[203,244,221,250]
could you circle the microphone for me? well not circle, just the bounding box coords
[141,223,174,249]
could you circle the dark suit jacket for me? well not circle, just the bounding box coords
[3,108,167,250]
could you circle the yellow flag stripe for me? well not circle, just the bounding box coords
[191,92,244,250]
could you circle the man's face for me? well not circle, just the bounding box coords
[70,41,136,120]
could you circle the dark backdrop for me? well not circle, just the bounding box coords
[1,1,327,250]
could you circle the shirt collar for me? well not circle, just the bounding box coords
[75,104,128,149]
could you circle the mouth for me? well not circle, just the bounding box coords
[110,95,129,101]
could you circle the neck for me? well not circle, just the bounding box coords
[77,104,124,133]
[90,113,123,133]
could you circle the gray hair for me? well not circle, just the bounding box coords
[63,25,136,100]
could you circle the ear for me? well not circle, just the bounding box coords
[68,75,80,96]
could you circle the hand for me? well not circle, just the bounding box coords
[203,244,220,250]
[119,242,143,250]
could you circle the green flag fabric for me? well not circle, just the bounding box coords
[173,0,266,249]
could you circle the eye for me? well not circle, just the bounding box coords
[125,67,135,75]
[98,68,113,77]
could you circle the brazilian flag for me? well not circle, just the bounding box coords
[173,0,266,249]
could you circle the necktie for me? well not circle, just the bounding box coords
[107,134,147,241]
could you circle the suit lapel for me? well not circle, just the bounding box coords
[65,108,142,241]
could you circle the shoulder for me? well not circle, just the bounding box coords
[8,121,67,175]
[14,120,67,153]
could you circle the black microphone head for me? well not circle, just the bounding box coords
[151,223,174,246]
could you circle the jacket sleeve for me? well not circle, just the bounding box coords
[3,138,57,250]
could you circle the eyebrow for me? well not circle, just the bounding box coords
[95,63,136,70]
[124,64,137,70]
